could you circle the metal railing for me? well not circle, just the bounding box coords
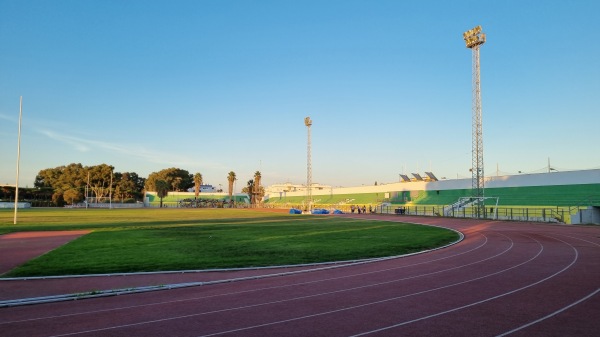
[375,205,576,223]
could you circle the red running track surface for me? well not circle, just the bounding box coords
[0,231,91,275]
[0,215,598,337]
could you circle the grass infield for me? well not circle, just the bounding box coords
[0,208,459,277]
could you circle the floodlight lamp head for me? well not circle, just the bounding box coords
[463,25,486,48]
[304,117,312,127]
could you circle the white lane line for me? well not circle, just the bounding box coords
[557,234,600,247]
[193,234,543,337]
[495,288,600,336]
[2,233,489,324]
[44,234,514,337]
[348,234,579,337]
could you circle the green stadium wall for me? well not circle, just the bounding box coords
[265,169,600,207]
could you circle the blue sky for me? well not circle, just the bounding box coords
[1,0,599,191]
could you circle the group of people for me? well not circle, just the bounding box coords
[350,205,373,214]
[178,198,224,208]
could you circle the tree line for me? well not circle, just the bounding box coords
[1,163,266,207]
[33,163,146,206]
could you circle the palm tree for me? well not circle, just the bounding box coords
[244,179,255,205]
[227,171,236,206]
[253,171,262,206]
[155,180,169,208]
[193,172,202,199]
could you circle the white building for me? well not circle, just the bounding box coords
[265,182,331,194]
[187,185,217,193]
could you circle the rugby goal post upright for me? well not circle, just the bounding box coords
[14,96,23,224]
[463,26,486,218]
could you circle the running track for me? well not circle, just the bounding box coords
[1,215,598,336]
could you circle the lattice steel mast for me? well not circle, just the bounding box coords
[463,25,486,218]
[304,117,313,212]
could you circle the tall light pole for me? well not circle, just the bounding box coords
[304,116,313,212]
[463,25,486,218]
[13,96,23,224]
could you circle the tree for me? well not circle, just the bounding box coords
[35,163,86,193]
[132,173,146,195]
[242,179,264,207]
[61,163,87,191]
[194,173,203,199]
[33,163,145,206]
[36,166,60,190]
[87,164,115,201]
[113,172,143,202]
[0,186,13,200]
[171,177,182,191]
[34,163,92,205]
[145,168,193,192]
[254,171,261,189]
[155,180,169,208]
[51,191,65,207]
[63,188,83,205]
[242,179,255,205]
[227,171,236,205]
[253,171,262,206]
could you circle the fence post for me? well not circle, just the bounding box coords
[542,209,546,221]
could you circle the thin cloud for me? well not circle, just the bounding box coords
[0,113,17,123]
[39,130,91,152]
[35,125,225,170]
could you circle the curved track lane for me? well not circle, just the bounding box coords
[1,216,598,336]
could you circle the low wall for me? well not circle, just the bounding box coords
[0,202,31,209]
[571,207,600,225]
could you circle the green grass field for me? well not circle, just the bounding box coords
[0,208,459,277]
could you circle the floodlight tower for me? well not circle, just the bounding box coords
[304,116,313,212]
[463,25,486,218]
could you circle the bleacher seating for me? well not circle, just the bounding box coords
[265,193,381,206]
[397,184,600,207]
[264,184,599,208]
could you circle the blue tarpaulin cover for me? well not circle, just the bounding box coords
[289,208,302,214]
[311,208,330,214]
[333,209,344,214]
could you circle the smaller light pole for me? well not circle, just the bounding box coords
[304,116,313,212]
